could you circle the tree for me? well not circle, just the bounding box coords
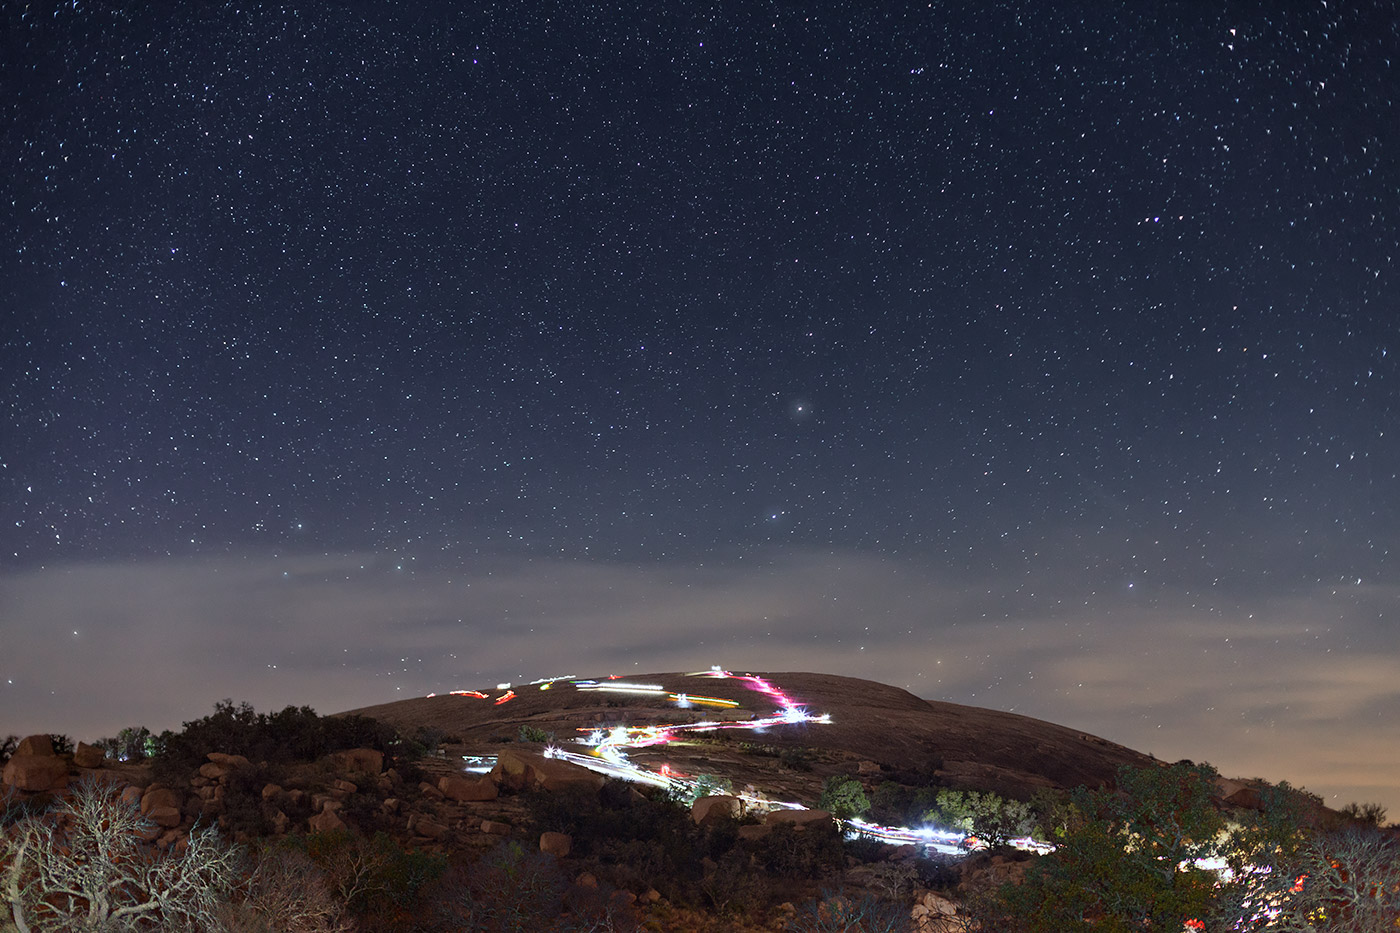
[1339,801,1389,827]
[926,789,1035,849]
[818,775,870,821]
[2,778,243,932]
[984,762,1226,932]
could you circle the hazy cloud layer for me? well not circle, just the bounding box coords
[3,551,1395,815]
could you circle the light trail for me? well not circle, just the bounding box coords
[436,668,1021,855]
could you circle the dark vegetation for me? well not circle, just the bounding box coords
[4,697,1398,932]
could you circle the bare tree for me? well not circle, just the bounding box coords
[2,778,241,932]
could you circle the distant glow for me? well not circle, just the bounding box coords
[493,690,516,705]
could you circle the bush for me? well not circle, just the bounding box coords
[518,724,552,743]
[788,891,913,933]
[433,840,574,932]
[153,700,399,780]
[1,735,17,765]
[756,821,844,879]
[275,829,445,926]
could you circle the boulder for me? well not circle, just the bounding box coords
[1225,786,1263,810]
[766,808,833,828]
[327,748,384,774]
[440,774,498,802]
[691,794,743,825]
[141,786,181,815]
[309,808,348,833]
[206,752,251,768]
[261,783,283,800]
[73,742,106,769]
[416,818,449,841]
[148,805,183,828]
[480,820,512,836]
[491,749,604,793]
[15,735,55,757]
[539,831,572,857]
[199,761,234,781]
[2,754,70,791]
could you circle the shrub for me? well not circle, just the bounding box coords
[433,840,573,932]
[518,724,552,743]
[1,735,17,765]
[700,848,764,915]
[788,891,913,933]
[756,821,844,879]
[275,829,445,925]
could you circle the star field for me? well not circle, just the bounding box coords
[2,2,1398,814]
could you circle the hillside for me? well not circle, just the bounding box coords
[343,669,1158,805]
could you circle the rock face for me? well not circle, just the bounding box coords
[2,736,70,792]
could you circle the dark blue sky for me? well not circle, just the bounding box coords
[3,1,1397,815]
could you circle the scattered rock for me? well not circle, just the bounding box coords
[480,820,512,836]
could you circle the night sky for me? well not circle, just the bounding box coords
[3,2,1398,815]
